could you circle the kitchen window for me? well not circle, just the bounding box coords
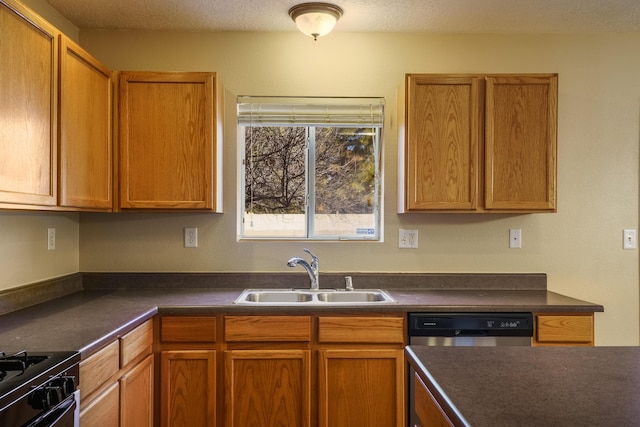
[238,96,384,240]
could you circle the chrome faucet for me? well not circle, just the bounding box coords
[287,248,319,290]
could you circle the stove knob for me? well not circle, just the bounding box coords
[62,376,76,393]
[51,376,76,396]
[44,386,62,405]
[28,388,52,410]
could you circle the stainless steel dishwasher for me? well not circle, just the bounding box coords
[407,312,534,427]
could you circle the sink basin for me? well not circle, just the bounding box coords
[317,290,394,303]
[241,290,314,303]
[233,289,396,305]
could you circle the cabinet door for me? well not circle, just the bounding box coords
[161,350,216,427]
[224,349,311,427]
[121,354,154,427]
[119,72,219,210]
[0,0,58,207]
[414,373,454,427]
[405,75,480,211]
[59,36,113,210]
[318,348,405,427]
[485,75,557,210]
[80,381,120,427]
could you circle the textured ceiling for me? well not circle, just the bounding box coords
[45,0,640,33]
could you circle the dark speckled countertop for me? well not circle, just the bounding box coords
[406,346,640,427]
[0,273,603,359]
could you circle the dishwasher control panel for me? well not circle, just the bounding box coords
[408,313,534,337]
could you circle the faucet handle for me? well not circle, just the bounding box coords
[303,248,318,263]
[344,276,354,291]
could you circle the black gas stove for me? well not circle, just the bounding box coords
[0,350,80,427]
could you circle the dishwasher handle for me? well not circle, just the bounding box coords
[454,329,491,337]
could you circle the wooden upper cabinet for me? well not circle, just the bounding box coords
[402,73,557,213]
[404,75,480,211]
[59,36,113,210]
[0,0,58,208]
[485,75,557,211]
[118,71,223,211]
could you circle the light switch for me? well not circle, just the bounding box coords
[399,229,418,249]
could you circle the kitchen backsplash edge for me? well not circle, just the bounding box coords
[80,272,546,291]
[1,272,547,316]
[0,273,83,316]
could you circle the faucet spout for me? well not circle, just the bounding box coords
[286,249,319,290]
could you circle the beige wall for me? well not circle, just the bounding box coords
[76,30,639,346]
[0,212,79,288]
[1,0,638,346]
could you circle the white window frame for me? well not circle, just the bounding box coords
[237,96,384,241]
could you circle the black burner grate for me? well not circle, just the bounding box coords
[0,351,49,381]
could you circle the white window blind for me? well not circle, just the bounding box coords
[237,96,385,127]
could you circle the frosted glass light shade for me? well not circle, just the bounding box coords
[289,3,344,40]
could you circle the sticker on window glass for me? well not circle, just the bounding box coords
[356,228,375,235]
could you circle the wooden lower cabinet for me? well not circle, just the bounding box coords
[84,313,595,426]
[317,316,406,427]
[159,316,217,427]
[223,315,312,427]
[80,319,154,427]
[81,381,120,427]
[413,373,454,427]
[161,350,216,427]
[121,354,154,427]
[533,313,594,346]
[318,348,405,427]
[159,314,406,427]
[224,350,311,427]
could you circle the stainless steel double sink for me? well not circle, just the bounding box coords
[233,288,396,305]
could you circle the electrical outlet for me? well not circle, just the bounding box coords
[623,229,636,249]
[399,229,418,249]
[184,227,198,248]
[509,229,522,249]
[47,228,56,250]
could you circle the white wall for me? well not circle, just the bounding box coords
[0,1,637,346]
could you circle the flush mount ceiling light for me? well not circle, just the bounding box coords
[288,2,344,41]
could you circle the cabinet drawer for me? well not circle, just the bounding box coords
[318,316,405,344]
[535,314,593,344]
[225,316,311,342]
[121,319,153,367]
[161,316,217,343]
[80,340,120,399]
